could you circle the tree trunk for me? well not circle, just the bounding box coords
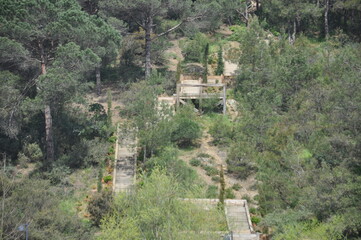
[245,0,249,26]
[144,20,152,79]
[45,104,54,163]
[143,145,147,162]
[40,43,55,163]
[228,16,232,26]
[1,154,6,240]
[292,19,297,43]
[289,19,297,44]
[325,0,330,39]
[96,66,101,95]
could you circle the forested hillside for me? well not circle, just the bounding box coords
[1,0,361,239]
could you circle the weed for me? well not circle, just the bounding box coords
[232,183,241,191]
[190,158,201,167]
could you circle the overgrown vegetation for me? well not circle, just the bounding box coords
[1,0,361,239]
[207,17,361,239]
[98,169,226,240]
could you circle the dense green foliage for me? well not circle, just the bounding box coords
[121,79,201,158]
[0,175,93,239]
[98,169,225,240]
[211,17,361,239]
[1,0,361,239]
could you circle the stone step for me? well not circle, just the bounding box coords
[113,132,136,194]
[225,205,252,234]
[232,233,259,240]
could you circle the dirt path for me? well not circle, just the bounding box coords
[179,129,258,201]
[164,38,185,71]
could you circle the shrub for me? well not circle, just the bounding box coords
[171,105,201,147]
[190,158,201,167]
[145,147,200,189]
[61,139,109,168]
[206,185,218,198]
[209,115,234,145]
[200,97,221,113]
[108,145,115,154]
[249,207,257,215]
[242,194,252,203]
[103,175,112,183]
[225,188,236,199]
[17,153,29,168]
[181,33,209,63]
[98,168,103,192]
[44,164,71,186]
[108,135,117,143]
[182,63,204,78]
[23,143,43,162]
[211,176,220,182]
[203,165,219,176]
[232,183,241,191]
[88,191,113,226]
[251,216,261,225]
[227,164,253,180]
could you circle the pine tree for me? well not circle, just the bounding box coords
[215,46,224,76]
[0,0,107,164]
[176,60,182,83]
[202,43,209,83]
[219,164,225,208]
[107,90,113,127]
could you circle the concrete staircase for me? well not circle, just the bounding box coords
[113,127,136,193]
[224,200,259,240]
[182,199,259,240]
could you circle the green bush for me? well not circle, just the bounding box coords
[251,216,261,225]
[103,175,112,183]
[98,167,103,192]
[199,98,221,114]
[209,115,234,145]
[242,194,252,203]
[225,188,236,199]
[171,105,201,147]
[203,165,219,176]
[211,176,220,182]
[17,153,29,168]
[206,185,218,198]
[23,143,43,162]
[182,63,204,78]
[108,135,117,143]
[108,145,115,154]
[1,178,92,239]
[190,158,201,167]
[180,33,209,63]
[232,183,241,191]
[249,207,257,215]
[145,147,200,189]
[227,164,253,180]
[44,164,71,185]
[88,191,113,226]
